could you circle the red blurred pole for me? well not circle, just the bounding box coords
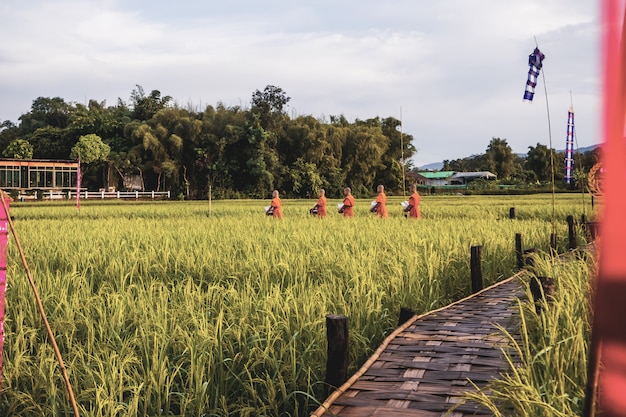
[0,197,80,415]
[0,191,10,389]
[586,1,626,415]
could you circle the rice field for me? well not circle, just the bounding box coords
[0,193,593,416]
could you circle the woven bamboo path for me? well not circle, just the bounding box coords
[311,274,524,417]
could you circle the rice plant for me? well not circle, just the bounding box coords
[462,250,593,416]
[0,194,592,416]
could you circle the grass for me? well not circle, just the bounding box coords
[462,250,593,416]
[0,193,593,416]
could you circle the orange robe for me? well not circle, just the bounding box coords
[408,191,421,219]
[271,197,283,219]
[317,195,327,218]
[342,195,355,217]
[376,192,388,218]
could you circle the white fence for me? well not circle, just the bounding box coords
[20,191,171,201]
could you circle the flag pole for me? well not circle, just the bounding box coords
[534,36,557,237]
[400,107,406,197]
[569,91,587,217]
[0,196,80,416]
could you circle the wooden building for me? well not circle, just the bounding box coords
[0,159,79,191]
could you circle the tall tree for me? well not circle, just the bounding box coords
[70,134,111,163]
[70,134,111,189]
[194,104,247,197]
[68,100,131,153]
[0,121,21,151]
[485,137,515,179]
[2,139,33,159]
[525,143,552,182]
[251,85,290,117]
[342,122,389,195]
[19,97,72,133]
[242,112,276,197]
[130,85,172,121]
[28,126,71,159]
[377,117,416,192]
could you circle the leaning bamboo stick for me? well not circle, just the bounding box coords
[0,194,80,416]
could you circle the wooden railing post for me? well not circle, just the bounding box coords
[567,215,577,250]
[509,207,516,219]
[470,245,483,293]
[325,314,349,397]
[524,248,537,268]
[530,276,555,313]
[398,307,416,326]
[586,221,599,241]
[515,233,523,270]
[550,233,558,254]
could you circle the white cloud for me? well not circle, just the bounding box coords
[0,0,600,166]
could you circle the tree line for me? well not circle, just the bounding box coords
[441,137,598,189]
[0,84,597,198]
[0,85,416,199]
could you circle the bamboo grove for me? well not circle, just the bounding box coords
[0,85,416,199]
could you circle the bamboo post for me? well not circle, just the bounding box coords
[509,207,516,219]
[324,314,349,397]
[529,276,555,313]
[567,215,577,250]
[397,307,416,326]
[208,184,212,216]
[550,233,558,254]
[470,245,483,293]
[524,248,537,267]
[587,222,599,241]
[515,233,523,270]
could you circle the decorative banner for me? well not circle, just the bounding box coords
[523,47,545,101]
[564,108,575,184]
[0,192,11,390]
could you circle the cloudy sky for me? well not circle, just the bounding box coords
[0,0,599,167]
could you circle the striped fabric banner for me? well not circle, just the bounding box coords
[0,193,10,390]
[564,108,575,184]
[523,47,545,101]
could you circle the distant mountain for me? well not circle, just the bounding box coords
[419,161,444,171]
[418,144,597,172]
[559,144,598,154]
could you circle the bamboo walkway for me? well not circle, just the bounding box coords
[311,274,525,417]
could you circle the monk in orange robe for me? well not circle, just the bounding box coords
[371,184,388,218]
[267,190,283,219]
[404,184,421,219]
[339,187,355,217]
[311,189,327,218]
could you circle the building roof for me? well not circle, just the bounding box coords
[417,171,455,179]
[449,171,497,179]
